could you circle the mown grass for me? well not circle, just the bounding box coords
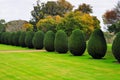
[0,44,31,50]
[0,44,119,80]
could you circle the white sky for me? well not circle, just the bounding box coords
[0,0,119,29]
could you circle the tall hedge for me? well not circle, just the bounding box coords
[69,29,86,56]
[87,29,107,59]
[32,31,44,49]
[112,32,120,63]
[25,31,34,48]
[54,30,68,53]
[44,30,55,51]
[19,31,26,47]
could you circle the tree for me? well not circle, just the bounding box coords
[69,29,86,56]
[31,0,73,23]
[32,31,44,49]
[44,30,55,51]
[112,32,120,63]
[103,10,117,25]
[75,3,92,14]
[107,21,120,34]
[54,30,68,53]
[102,1,120,32]
[0,19,6,32]
[87,29,107,59]
[57,11,100,39]
[36,16,57,32]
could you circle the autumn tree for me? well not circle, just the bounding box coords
[103,10,117,24]
[57,11,100,39]
[31,0,73,24]
[103,1,120,33]
[75,3,92,14]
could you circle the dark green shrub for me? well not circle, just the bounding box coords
[69,29,86,56]
[5,32,10,45]
[12,32,17,46]
[10,32,15,45]
[0,32,3,43]
[44,31,55,51]
[32,31,44,49]
[14,31,21,46]
[25,31,34,48]
[54,30,68,53]
[8,32,12,45]
[19,31,26,47]
[112,32,120,63]
[87,29,107,59]
[1,32,5,44]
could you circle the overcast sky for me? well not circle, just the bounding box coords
[0,0,119,29]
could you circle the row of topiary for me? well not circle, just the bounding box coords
[0,29,119,63]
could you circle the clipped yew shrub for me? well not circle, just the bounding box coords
[32,31,44,49]
[69,29,86,56]
[19,31,26,47]
[44,30,55,51]
[14,31,21,46]
[87,29,107,59]
[112,32,120,63]
[54,30,68,53]
[8,32,12,45]
[25,31,34,48]
[10,32,15,45]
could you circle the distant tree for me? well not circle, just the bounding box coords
[107,21,120,34]
[102,1,120,33]
[0,19,6,32]
[31,0,73,23]
[57,11,100,39]
[36,16,57,33]
[75,3,92,14]
[103,10,117,24]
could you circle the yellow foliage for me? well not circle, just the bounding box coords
[22,22,33,31]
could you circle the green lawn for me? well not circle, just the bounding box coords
[0,44,120,80]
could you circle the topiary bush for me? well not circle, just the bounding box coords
[44,30,55,51]
[112,32,120,63]
[87,29,107,59]
[14,31,21,46]
[54,30,68,53]
[32,31,44,49]
[8,32,12,45]
[10,32,15,45]
[19,31,26,47]
[25,31,34,48]
[69,29,86,56]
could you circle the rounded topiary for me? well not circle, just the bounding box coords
[14,31,21,46]
[8,32,12,45]
[1,32,6,44]
[44,30,55,51]
[69,29,86,56]
[87,29,107,59]
[112,32,120,63]
[25,31,34,48]
[54,30,68,53]
[19,31,26,47]
[10,32,15,45]
[32,31,44,49]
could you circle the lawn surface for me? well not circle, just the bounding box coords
[0,44,120,80]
